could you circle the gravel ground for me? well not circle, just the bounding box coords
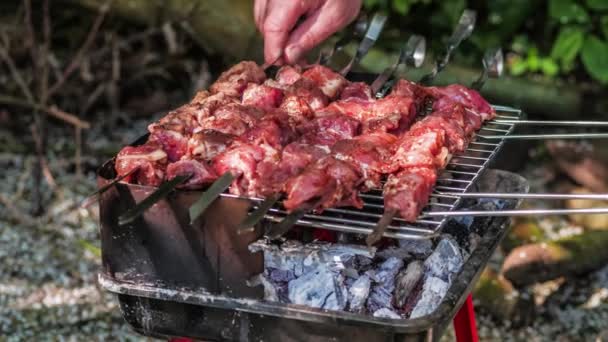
[2,124,608,341]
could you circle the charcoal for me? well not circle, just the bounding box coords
[249,239,375,277]
[397,239,433,258]
[347,274,371,313]
[366,257,404,313]
[373,308,401,319]
[268,268,296,283]
[394,260,424,308]
[376,246,413,261]
[424,237,463,283]
[409,275,449,318]
[367,286,393,313]
[288,266,348,311]
[373,257,404,286]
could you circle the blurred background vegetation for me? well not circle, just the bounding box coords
[363,0,608,84]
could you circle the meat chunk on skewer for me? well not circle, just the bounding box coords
[198,103,264,136]
[166,158,218,190]
[408,105,467,153]
[148,106,199,162]
[320,88,418,134]
[332,133,397,190]
[429,84,495,120]
[242,83,284,110]
[212,114,296,196]
[187,130,235,161]
[390,131,449,172]
[256,142,329,195]
[209,61,266,97]
[115,142,168,187]
[340,82,373,101]
[212,142,281,197]
[301,65,348,99]
[283,156,363,212]
[298,113,361,147]
[383,167,437,222]
[284,78,329,111]
[275,65,302,86]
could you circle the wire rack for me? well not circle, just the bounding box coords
[221,105,522,240]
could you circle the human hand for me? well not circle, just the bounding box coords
[254,0,362,65]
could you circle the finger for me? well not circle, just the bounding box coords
[284,0,362,64]
[262,0,307,64]
[253,0,268,33]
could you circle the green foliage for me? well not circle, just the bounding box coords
[549,0,590,24]
[362,0,608,84]
[581,35,608,82]
[551,26,585,70]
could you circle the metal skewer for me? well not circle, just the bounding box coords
[366,209,397,246]
[491,120,608,127]
[370,35,426,95]
[118,174,192,226]
[422,207,608,218]
[471,48,503,90]
[266,198,325,239]
[478,133,608,140]
[419,9,476,85]
[339,13,387,76]
[438,192,608,200]
[237,194,280,233]
[316,14,369,66]
[81,167,138,208]
[189,172,234,224]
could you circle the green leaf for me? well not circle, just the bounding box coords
[509,56,528,76]
[392,0,410,15]
[586,0,608,10]
[602,16,608,40]
[549,0,590,24]
[550,26,584,66]
[581,36,608,83]
[540,58,560,77]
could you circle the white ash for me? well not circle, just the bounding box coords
[409,237,464,319]
[424,237,464,283]
[347,274,371,313]
[397,239,433,258]
[409,276,449,319]
[249,240,376,277]
[288,265,348,311]
[373,308,401,319]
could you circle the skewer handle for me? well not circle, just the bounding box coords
[340,13,387,76]
[371,35,426,95]
[420,9,476,84]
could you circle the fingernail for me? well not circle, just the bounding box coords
[285,44,302,64]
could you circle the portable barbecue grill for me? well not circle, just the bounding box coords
[97,74,527,342]
[94,8,608,341]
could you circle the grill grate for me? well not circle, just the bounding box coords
[221,105,522,240]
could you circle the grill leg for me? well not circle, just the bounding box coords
[453,294,478,342]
